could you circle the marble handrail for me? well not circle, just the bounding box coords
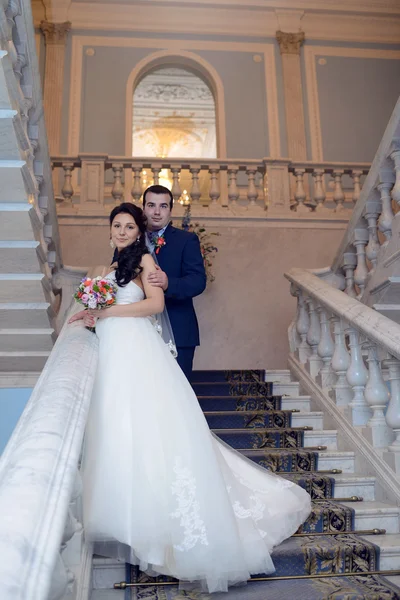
[285,267,400,359]
[286,266,400,471]
[0,310,98,600]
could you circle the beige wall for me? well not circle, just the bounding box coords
[59,222,344,370]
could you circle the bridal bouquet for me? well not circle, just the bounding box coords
[74,276,118,330]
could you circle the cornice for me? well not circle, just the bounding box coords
[32,1,400,44]
[58,0,400,15]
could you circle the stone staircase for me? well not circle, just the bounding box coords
[90,369,400,600]
[0,0,61,381]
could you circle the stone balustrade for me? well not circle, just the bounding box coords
[51,155,370,220]
[286,267,400,474]
[330,97,400,299]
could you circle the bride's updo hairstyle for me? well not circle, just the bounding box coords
[109,203,149,287]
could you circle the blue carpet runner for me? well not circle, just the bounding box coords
[125,369,400,599]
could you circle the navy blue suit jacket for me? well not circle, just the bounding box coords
[112,224,206,347]
[157,224,206,348]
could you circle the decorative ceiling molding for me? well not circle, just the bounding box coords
[31,1,400,43]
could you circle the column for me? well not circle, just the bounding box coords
[276,31,307,161]
[40,21,71,155]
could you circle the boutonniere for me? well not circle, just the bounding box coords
[154,235,166,255]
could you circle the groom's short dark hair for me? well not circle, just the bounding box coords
[143,185,174,210]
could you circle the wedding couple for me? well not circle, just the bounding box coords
[70,185,311,594]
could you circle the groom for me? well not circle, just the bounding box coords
[126,185,206,380]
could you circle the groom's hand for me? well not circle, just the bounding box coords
[148,265,168,291]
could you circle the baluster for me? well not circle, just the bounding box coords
[313,168,326,212]
[111,163,124,203]
[378,181,394,242]
[61,162,74,203]
[342,251,357,298]
[390,147,400,207]
[346,327,371,426]
[305,297,322,379]
[316,307,335,389]
[294,168,310,212]
[171,167,182,204]
[228,166,239,206]
[131,166,142,204]
[295,289,311,364]
[364,199,381,269]
[246,167,258,207]
[330,316,352,406]
[351,170,363,204]
[152,165,161,185]
[332,170,345,211]
[209,167,220,206]
[383,358,400,471]
[352,227,369,298]
[190,167,201,204]
[363,344,391,448]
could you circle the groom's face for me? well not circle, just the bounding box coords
[144,192,172,232]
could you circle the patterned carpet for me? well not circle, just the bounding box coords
[125,370,400,600]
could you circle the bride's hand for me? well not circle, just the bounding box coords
[83,312,97,327]
[68,310,86,324]
[87,307,115,320]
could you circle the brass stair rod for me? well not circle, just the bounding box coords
[293,528,386,537]
[313,496,363,502]
[114,569,400,589]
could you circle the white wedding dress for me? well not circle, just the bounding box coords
[81,272,311,593]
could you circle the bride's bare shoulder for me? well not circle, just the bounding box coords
[86,265,112,278]
[140,254,156,269]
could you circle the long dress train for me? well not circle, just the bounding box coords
[81,272,311,593]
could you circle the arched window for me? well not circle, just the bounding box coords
[132,66,217,159]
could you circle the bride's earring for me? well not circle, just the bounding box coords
[110,239,115,249]
[135,236,140,245]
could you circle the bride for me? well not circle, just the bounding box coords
[70,203,311,594]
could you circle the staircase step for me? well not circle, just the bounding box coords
[273,382,300,397]
[0,276,50,303]
[204,411,292,429]
[0,329,54,351]
[192,381,272,397]
[264,369,291,383]
[0,245,43,273]
[0,204,37,240]
[212,428,307,449]
[91,592,125,600]
[281,395,311,412]
[241,448,319,473]
[0,305,52,329]
[304,429,337,450]
[92,557,125,590]
[343,501,400,534]
[292,411,323,429]
[317,451,355,473]
[361,534,400,570]
[0,350,50,371]
[197,395,281,412]
[331,474,376,501]
[191,370,264,383]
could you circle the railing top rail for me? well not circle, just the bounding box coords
[51,154,372,172]
[331,96,400,272]
[285,267,400,361]
[0,311,97,599]
[289,160,370,171]
[50,155,266,169]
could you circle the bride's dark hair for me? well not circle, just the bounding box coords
[109,203,149,287]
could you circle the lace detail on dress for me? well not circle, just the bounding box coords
[170,457,209,551]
